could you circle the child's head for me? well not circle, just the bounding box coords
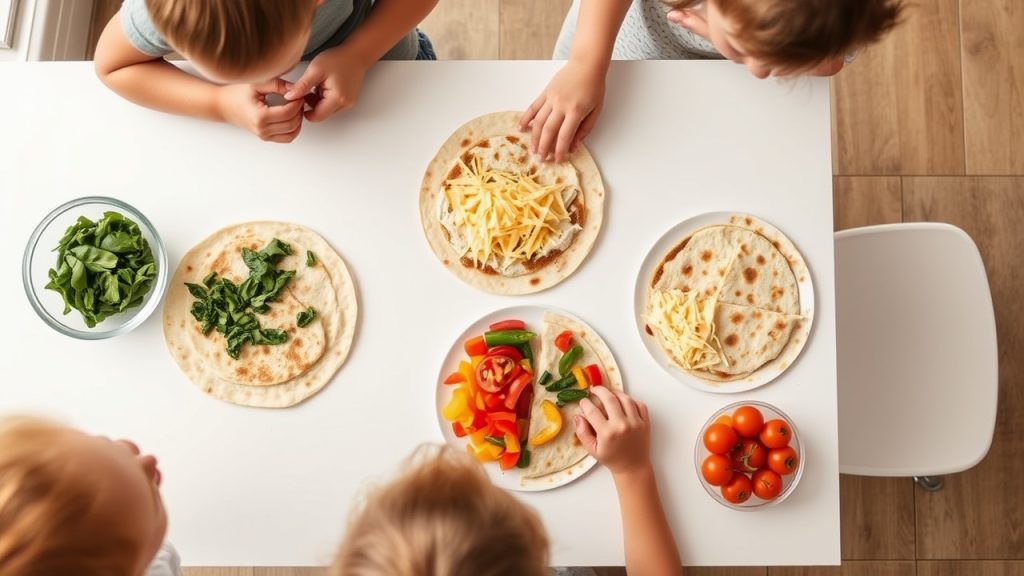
[0,418,166,576]
[667,0,904,77]
[144,0,321,84]
[333,446,549,576]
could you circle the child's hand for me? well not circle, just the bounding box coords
[518,58,606,163]
[216,80,305,143]
[284,47,369,123]
[575,386,652,477]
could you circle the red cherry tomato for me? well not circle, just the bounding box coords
[703,423,738,455]
[475,355,521,392]
[768,446,800,475]
[721,473,753,504]
[752,469,783,500]
[760,418,792,449]
[730,438,767,473]
[701,454,734,486]
[732,405,765,438]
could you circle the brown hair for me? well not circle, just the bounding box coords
[0,418,141,576]
[667,0,904,71]
[333,446,549,576]
[145,0,318,74]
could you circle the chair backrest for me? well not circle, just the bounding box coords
[835,223,998,476]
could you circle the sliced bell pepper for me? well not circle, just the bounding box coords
[471,355,485,370]
[471,441,504,462]
[470,410,488,431]
[489,319,526,332]
[483,392,504,410]
[469,424,495,447]
[520,358,533,373]
[484,345,523,361]
[503,371,532,410]
[443,371,465,385]
[515,385,533,420]
[572,366,588,389]
[517,418,529,440]
[452,421,467,437]
[464,335,489,357]
[486,411,516,423]
[483,330,535,347]
[499,450,521,470]
[583,364,603,387]
[442,388,470,422]
[474,391,486,412]
[458,361,478,397]
[529,400,563,447]
[504,432,521,454]
[554,330,574,353]
[492,419,518,436]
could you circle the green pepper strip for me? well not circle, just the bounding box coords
[556,389,590,407]
[516,449,531,468]
[537,371,553,388]
[546,374,577,392]
[484,435,506,448]
[484,330,535,347]
[558,345,583,376]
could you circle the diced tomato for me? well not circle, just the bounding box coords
[452,422,467,437]
[476,355,522,393]
[487,411,516,422]
[443,371,465,385]
[489,319,526,332]
[515,385,533,420]
[485,345,523,361]
[464,335,488,357]
[493,419,518,436]
[583,364,603,387]
[504,372,532,410]
[554,330,574,353]
[499,450,520,470]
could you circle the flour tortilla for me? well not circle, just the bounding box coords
[695,302,802,381]
[163,222,358,408]
[420,111,605,295]
[522,312,622,482]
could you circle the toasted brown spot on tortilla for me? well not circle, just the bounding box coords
[718,267,726,277]
[734,290,742,297]
[743,267,758,283]
[506,135,520,144]
[724,333,739,347]
[186,265,193,272]
[556,176,564,184]
[745,217,753,225]
[443,259,449,266]
[730,312,744,324]
[292,338,303,347]
[746,294,755,304]
[645,324,653,336]
[460,138,470,147]
[770,286,784,301]
[477,139,490,148]
[493,152,500,160]
[262,347,270,356]
[773,240,781,250]
[257,365,273,383]
[460,151,473,165]
[447,164,462,180]
[740,243,750,255]
[235,367,249,377]
[757,255,766,265]
[775,320,787,331]
[700,250,713,262]
[518,155,528,164]
[701,270,708,276]
[752,310,763,319]
[249,242,259,250]
[530,278,540,285]
[683,264,694,276]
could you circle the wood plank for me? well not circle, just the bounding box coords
[919,560,1024,576]
[253,569,329,576]
[768,561,915,576]
[499,0,573,60]
[596,568,765,576]
[182,569,252,576]
[840,475,916,560]
[419,0,500,60]
[961,0,1024,174]
[903,177,1024,559]
[833,177,903,231]
[831,0,964,175]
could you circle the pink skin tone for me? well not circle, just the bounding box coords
[520,0,848,163]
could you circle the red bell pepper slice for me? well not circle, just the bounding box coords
[452,422,467,437]
[483,392,503,410]
[499,450,520,470]
[554,330,574,353]
[443,371,465,385]
[486,411,516,422]
[464,335,489,357]
[515,384,533,420]
[583,364,603,387]
[503,372,532,411]
[471,410,488,430]
[484,345,523,361]
[489,319,526,332]
[493,419,518,436]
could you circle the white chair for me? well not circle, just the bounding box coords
[835,223,998,490]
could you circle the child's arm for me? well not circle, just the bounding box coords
[518,0,631,163]
[284,0,439,121]
[94,13,305,143]
[576,386,683,576]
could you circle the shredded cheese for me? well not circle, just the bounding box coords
[646,289,729,371]
[442,155,578,273]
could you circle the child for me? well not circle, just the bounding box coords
[521,0,904,162]
[0,417,178,576]
[333,386,682,576]
[94,0,438,143]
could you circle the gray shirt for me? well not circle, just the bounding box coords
[554,0,721,60]
[120,0,417,61]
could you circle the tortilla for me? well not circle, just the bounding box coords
[522,312,623,483]
[647,217,805,382]
[163,222,358,408]
[420,111,605,295]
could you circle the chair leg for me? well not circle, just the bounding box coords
[914,476,944,491]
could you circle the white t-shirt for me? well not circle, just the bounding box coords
[145,541,182,576]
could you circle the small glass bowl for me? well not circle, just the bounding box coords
[22,196,169,340]
[694,400,805,510]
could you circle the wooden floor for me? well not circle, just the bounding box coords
[86,1,1024,573]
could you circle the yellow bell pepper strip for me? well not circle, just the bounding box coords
[572,366,588,389]
[442,388,470,422]
[469,424,495,447]
[471,355,485,370]
[504,432,521,454]
[529,400,563,447]
[458,361,478,397]
[470,441,504,462]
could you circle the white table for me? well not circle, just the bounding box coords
[0,61,838,567]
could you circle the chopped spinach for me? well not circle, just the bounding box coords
[306,250,317,267]
[296,307,316,327]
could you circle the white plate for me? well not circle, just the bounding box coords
[435,305,608,492]
[634,212,815,394]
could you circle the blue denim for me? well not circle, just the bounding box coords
[416,29,437,61]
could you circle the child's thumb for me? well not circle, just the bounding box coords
[285,71,322,101]
[574,415,598,455]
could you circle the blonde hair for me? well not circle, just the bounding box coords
[0,418,141,576]
[145,0,318,74]
[666,0,904,71]
[333,446,549,576]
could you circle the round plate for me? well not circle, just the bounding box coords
[436,305,613,492]
[634,212,815,393]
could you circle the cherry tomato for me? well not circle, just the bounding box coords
[475,355,521,392]
[554,330,574,353]
[721,473,753,504]
[752,469,783,500]
[484,345,523,362]
[732,405,765,438]
[768,446,800,475]
[701,454,734,486]
[730,438,767,473]
[760,418,792,449]
[489,319,526,332]
[703,423,738,455]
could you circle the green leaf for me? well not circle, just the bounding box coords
[306,250,317,267]
[69,245,118,272]
[296,307,316,328]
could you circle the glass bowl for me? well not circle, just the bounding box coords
[22,196,169,339]
[694,400,805,510]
